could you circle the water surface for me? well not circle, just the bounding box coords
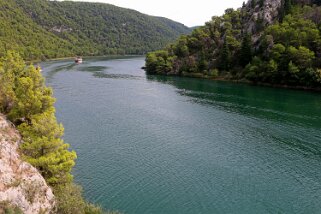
[42,57,321,214]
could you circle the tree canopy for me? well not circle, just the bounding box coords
[0,51,113,213]
[0,51,76,185]
[145,2,321,88]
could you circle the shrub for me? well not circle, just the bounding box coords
[54,183,120,214]
[208,69,219,78]
[0,201,23,214]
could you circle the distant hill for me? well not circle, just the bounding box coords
[0,0,191,60]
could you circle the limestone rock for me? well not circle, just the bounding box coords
[243,0,282,44]
[0,114,55,214]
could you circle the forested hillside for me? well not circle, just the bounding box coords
[0,0,190,60]
[0,0,80,60]
[145,0,321,89]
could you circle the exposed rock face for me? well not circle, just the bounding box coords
[50,26,73,33]
[261,0,283,24]
[243,0,282,37]
[0,114,55,214]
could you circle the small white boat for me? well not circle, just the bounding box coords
[75,57,83,64]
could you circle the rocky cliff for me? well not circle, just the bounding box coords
[242,0,282,44]
[0,114,55,214]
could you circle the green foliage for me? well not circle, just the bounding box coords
[287,46,315,69]
[54,183,120,214]
[284,0,293,15]
[0,0,190,60]
[240,33,253,67]
[145,1,321,88]
[288,61,300,73]
[0,51,25,113]
[245,56,264,81]
[208,69,219,78]
[265,15,320,48]
[145,50,173,74]
[18,110,77,184]
[145,8,242,76]
[266,59,278,73]
[220,39,231,71]
[54,183,88,214]
[245,63,258,80]
[271,43,286,61]
[173,36,191,59]
[0,0,78,60]
[0,51,116,213]
[0,51,76,185]
[0,201,23,214]
[198,51,209,71]
[8,66,55,123]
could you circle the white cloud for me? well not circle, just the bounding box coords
[65,0,245,27]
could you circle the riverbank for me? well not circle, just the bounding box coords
[29,54,145,64]
[148,72,321,92]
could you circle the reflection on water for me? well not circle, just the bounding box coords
[146,75,321,157]
[147,75,321,127]
[41,57,321,214]
[78,66,109,72]
[93,72,143,80]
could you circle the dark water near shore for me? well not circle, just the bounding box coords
[42,57,321,214]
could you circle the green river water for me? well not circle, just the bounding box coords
[42,57,321,214]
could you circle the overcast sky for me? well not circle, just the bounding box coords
[69,0,245,27]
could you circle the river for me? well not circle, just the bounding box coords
[42,56,321,214]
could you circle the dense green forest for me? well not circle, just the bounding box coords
[0,51,120,213]
[0,0,79,60]
[145,0,321,89]
[0,0,190,61]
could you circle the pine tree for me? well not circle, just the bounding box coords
[198,51,208,71]
[19,109,77,185]
[220,39,231,71]
[280,0,292,21]
[8,65,55,123]
[240,33,253,67]
[284,0,292,14]
[0,51,25,113]
[0,51,77,186]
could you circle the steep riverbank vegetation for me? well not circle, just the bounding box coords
[0,51,116,213]
[0,0,190,61]
[145,0,321,89]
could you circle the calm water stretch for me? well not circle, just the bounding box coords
[42,57,321,214]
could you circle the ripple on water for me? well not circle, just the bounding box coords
[41,57,321,214]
